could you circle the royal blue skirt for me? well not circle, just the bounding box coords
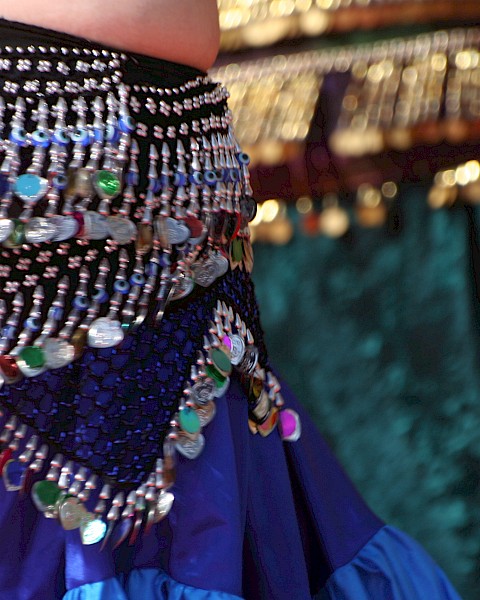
[0,370,461,599]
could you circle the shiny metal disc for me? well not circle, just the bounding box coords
[0,219,13,242]
[59,497,87,530]
[239,345,259,375]
[88,318,124,348]
[43,338,75,369]
[25,217,57,243]
[107,216,137,245]
[50,215,80,242]
[165,217,190,245]
[80,515,107,545]
[192,258,217,287]
[170,272,194,301]
[196,400,216,427]
[175,433,205,459]
[83,211,109,240]
[229,334,246,366]
[154,491,174,522]
[190,379,215,406]
[213,252,229,277]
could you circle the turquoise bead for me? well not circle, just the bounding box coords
[179,406,201,434]
[14,174,47,203]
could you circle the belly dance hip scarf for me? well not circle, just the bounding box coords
[0,20,300,547]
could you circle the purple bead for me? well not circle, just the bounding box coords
[3,325,16,339]
[160,174,169,188]
[159,254,171,267]
[73,296,89,311]
[4,460,26,488]
[93,128,104,143]
[113,279,130,294]
[106,124,120,143]
[31,130,51,147]
[204,170,217,185]
[173,173,186,187]
[48,306,64,320]
[24,316,42,331]
[119,115,135,133]
[0,174,9,196]
[126,172,139,186]
[92,289,109,303]
[237,151,250,165]
[130,273,146,287]
[9,126,28,147]
[53,128,70,146]
[189,171,204,185]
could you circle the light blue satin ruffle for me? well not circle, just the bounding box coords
[63,568,243,600]
[318,526,462,600]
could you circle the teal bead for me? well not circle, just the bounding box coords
[212,348,232,376]
[179,406,201,434]
[14,174,48,203]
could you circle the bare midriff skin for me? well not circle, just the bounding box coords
[0,0,220,71]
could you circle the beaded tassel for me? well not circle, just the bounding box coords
[0,98,25,221]
[46,98,68,217]
[159,142,172,217]
[0,292,24,355]
[119,139,139,218]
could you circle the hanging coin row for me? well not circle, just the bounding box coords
[0,71,258,373]
[0,298,301,547]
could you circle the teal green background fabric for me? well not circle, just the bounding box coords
[252,184,480,600]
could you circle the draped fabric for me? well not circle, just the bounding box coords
[0,375,461,599]
[61,526,461,600]
[64,570,243,600]
[253,184,480,599]
[318,527,461,600]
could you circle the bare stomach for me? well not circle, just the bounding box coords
[0,0,220,71]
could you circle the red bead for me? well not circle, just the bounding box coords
[0,355,22,383]
[72,211,85,238]
[183,216,204,238]
[231,213,242,240]
[0,448,13,475]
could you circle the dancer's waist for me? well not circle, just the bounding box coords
[0,17,207,85]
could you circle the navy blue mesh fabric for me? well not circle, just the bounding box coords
[0,269,267,486]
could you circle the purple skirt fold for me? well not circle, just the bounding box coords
[0,375,459,599]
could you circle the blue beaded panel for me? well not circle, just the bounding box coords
[0,269,267,486]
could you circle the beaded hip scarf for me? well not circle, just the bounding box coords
[0,20,300,547]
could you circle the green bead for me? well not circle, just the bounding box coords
[179,406,201,434]
[212,348,232,376]
[205,363,227,388]
[19,345,45,368]
[4,219,25,248]
[232,238,243,263]
[95,170,121,199]
[32,480,62,512]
